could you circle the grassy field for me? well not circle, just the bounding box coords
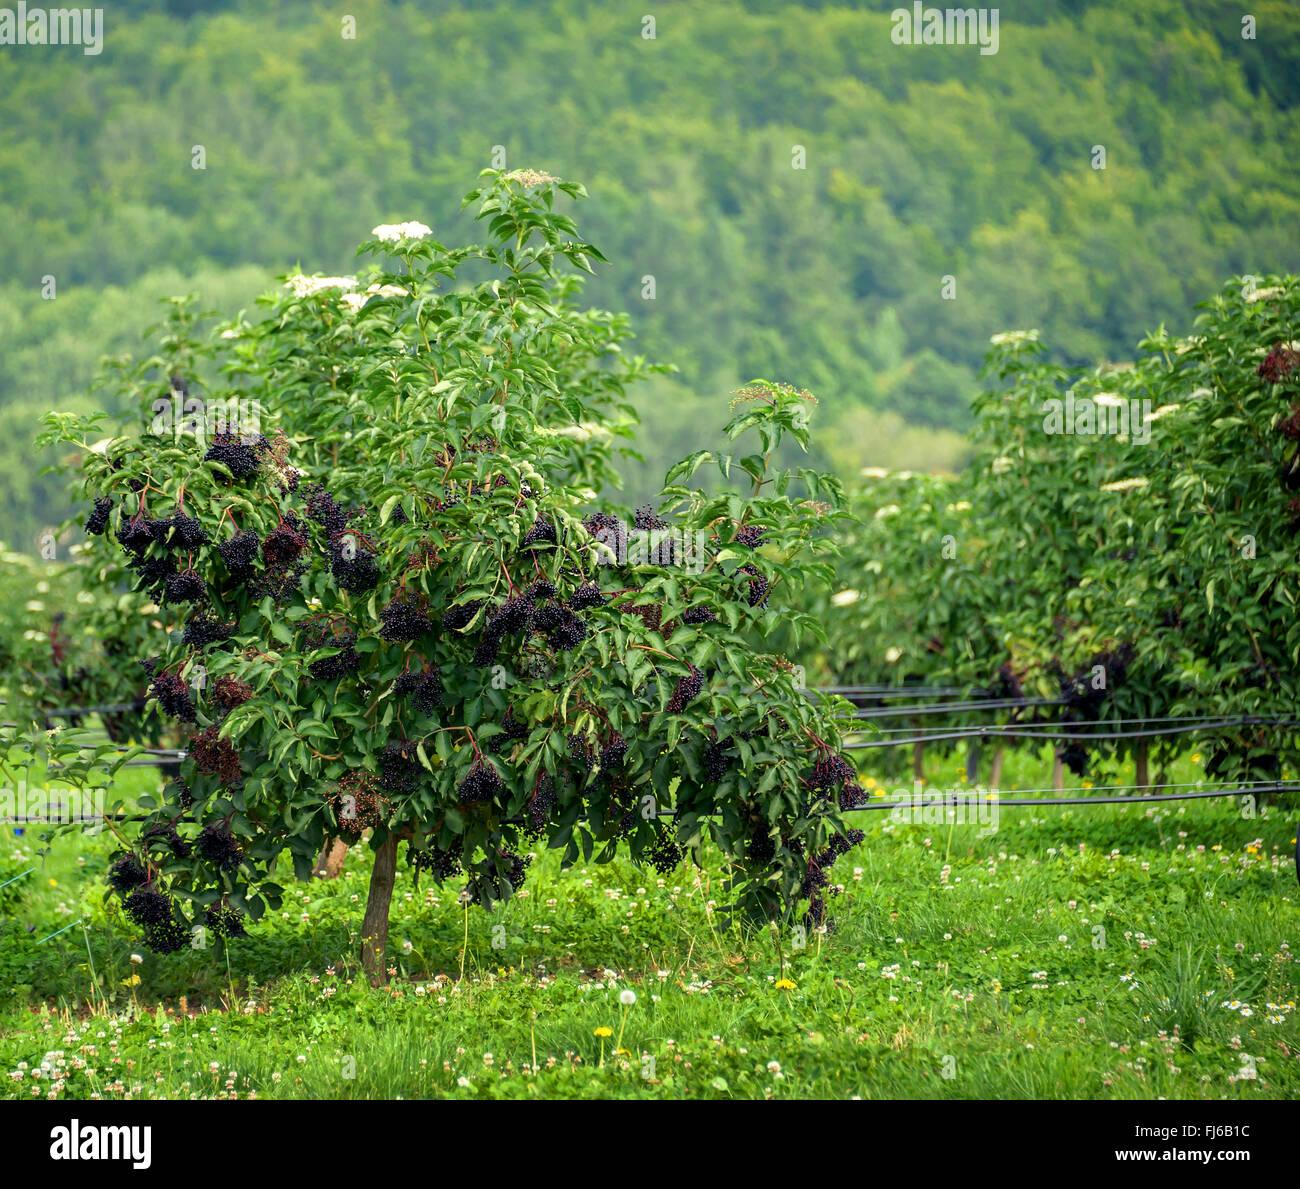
[2,746,1296,1100]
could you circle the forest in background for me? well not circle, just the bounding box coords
[2,0,1299,546]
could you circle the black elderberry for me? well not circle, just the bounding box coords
[378,741,425,795]
[808,753,856,794]
[308,636,361,682]
[534,603,567,632]
[212,676,254,709]
[205,432,264,480]
[116,516,156,556]
[839,782,868,811]
[703,737,733,783]
[666,665,704,713]
[144,917,191,955]
[443,599,483,632]
[195,823,244,871]
[305,484,350,535]
[747,827,775,866]
[409,843,462,880]
[522,774,556,839]
[379,599,432,642]
[150,672,197,723]
[183,610,236,648]
[161,511,208,551]
[487,713,529,755]
[123,887,172,927]
[522,517,557,548]
[394,670,444,716]
[331,542,380,593]
[191,726,242,784]
[85,497,113,536]
[740,563,769,608]
[634,503,668,531]
[599,732,628,774]
[142,822,192,858]
[457,761,503,804]
[218,530,260,574]
[128,552,176,594]
[163,570,205,605]
[487,595,536,638]
[108,853,148,893]
[204,904,247,939]
[682,604,718,624]
[262,520,308,567]
[734,523,766,548]
[527,580,557,601]
[546,609,586,652]
[567,581,608,611]
[646,832,682,875]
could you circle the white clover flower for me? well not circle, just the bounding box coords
[885,646,903,663]
[24,600,44,612]
[830,589,860,607]
[371,221,432,244]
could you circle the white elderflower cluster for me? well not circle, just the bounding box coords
[990,329,1039,346]
[1100,477,1150,493]
[370,221,432,244]
[284,274,356,299]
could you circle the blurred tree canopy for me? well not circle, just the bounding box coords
[2,0,1298,545]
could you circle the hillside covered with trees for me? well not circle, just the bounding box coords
[3,0,1299,545]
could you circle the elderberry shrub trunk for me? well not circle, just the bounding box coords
[44,172,862,980]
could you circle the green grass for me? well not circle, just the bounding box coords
[2,745,1296,1100]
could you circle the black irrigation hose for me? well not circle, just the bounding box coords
[850,697,1062,718]
[845,716,1300,748]
[845,782,1300,810]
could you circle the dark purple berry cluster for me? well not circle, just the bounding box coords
[191,726,242,784]
[218,530,260,576]
[150,672,197,723]
[195,824,244,871]
[378,740,425,795]
[599,732,628,774]
[393,669,444,715]
[457,761,503,804]
[486,712,529,755]
[667,665,704,713]
[108,853,148,892]
[304,484,350,536]
[567,581,607,611]
[739,563,769,608]
[646,831,682,874]
[205,432,266,480]
[807,752,855,795]
[527,580,557,601]
[443,599,483,632]
[212,676,254,710]
[85,496,113,536]
[409,842,462,880]
[522,774,556,839]
[308,635,361,681]
[160,511,209,551]
[704,737,733,783]
[163,569,206,605]
[683,604,718,624]
[204,904,248,939]
[522,517,558,548]
[182,610,235,648]
[123,887,172,927]
[142,822,192,858]
[634,503,669,531]
[330,537,381,593]
[262,519,309,567]
[379,598,432,642]
[734,523,766,548]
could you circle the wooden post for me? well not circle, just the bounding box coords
[965,742,980,783]
[1052,751,1064,791]
[912,739,925,782]
[989,747,1004,790]
[360,833,398,984]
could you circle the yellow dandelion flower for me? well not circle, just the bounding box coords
[775,978,797,991]
[593,1026,613,1038]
